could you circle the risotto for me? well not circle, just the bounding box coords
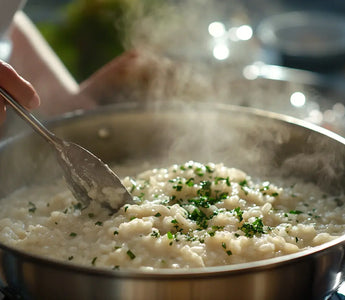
[0,161,344,270]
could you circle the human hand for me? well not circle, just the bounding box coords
[0,60,40,124]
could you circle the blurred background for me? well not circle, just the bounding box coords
[5,0,345,136]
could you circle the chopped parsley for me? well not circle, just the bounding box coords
[188,196,213,208]
[221,242,232,256]
[91,257,97,265]
[69,232,77,237]
[208,231,215,237]
[137,192,145,200]
[186,178,194,187]
[151,230,160,238]
[215,177,231,186]
[239,218,265,238]
[208,225,224,237]
[239,179,248,187]
[154,212,162,217]
[28,202,36,213]
[289,210,303,215]
[95,221,103,226]
[233,207,243,222]
[194,167,204,177]
[189,208,208,229]
[205,165,214,173]
[129,178,137,192]
[127,250,136,260]
[173,185,183,192]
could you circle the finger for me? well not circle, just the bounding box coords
[0,61,40,109]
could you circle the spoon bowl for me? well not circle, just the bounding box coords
[0,87,133,211]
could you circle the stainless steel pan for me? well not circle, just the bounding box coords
[1,101,345,300]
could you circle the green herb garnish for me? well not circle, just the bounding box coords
[127,250,136,260]
[239,179,248,186]
[239,218,265,237]
[28,202,36,213]
[194,167,204,177]
[173,185,183,192]
[215,177,231,186]
[205,165,214,173]
[186,178,194,187]
[233,207,243,222]
[289,210,303,215]
[151,230,160,238]
[189,208,208,229]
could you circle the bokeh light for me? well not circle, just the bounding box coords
[236,25,253,41]
[290,92,306,107]
[213,44,230,60]
[208,22,226,38]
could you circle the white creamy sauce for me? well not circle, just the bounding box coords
[0,161,344,270]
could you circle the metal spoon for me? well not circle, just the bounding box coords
[0,87,133,212]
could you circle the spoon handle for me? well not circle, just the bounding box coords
[0,87,59,146]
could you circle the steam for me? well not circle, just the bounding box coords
[90,0,345,196]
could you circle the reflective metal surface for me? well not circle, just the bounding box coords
[1,102,345,300]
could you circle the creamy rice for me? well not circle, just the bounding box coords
[0,161,344,270]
